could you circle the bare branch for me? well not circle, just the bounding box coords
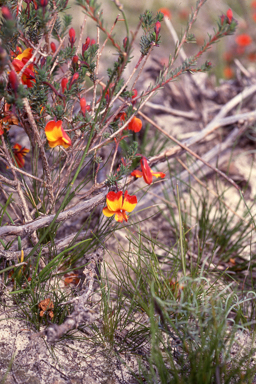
[0,230,89,261]
[0,192,106,238]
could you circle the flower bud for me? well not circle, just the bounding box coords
[131,89,137,105]
[82,37,90,55]
[72,55,79,70]
[132,89,137,99]
[69,72,79,89]
[1,6,12,20]
[226,8,233,24]
[41,57,46,67]
[90,39,96,45]
[220,14,225,25]
[80,97,86,115]
[61,77,68,93]
[50,42,56,53]
[9,70,18,92]
[40,0,48,7]
[123,37,128,49]
[69,27,76,48]
[154,21,161,41]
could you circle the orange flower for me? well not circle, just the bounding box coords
[158,8,171,19]
[45,120,72,148]
[119,113,142,133]
[131,157,165,185]
[127,116,142,132]
[102,190,137,222]
[12,143,29,168]
[12,48,36,88]
[235,34,252,47]
[251,0,256,8]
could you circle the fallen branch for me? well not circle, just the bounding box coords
[0,230,89,261]
[0,191,106,238]
[149,110,256,166]
[139,127,243,210]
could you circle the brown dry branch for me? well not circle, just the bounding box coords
[145,101,201,120]
[139,127,243,211]
[23,98,55,211]
[0,182,21,221]
[163,16,200,110]
[90,78,256,159]
[234,58,252,79]
[140,111,240,191]
[6,164,46,184]
[99,15,120,56]
[0,173,17,187]
[0,191,106,238]
[149,111,256,166]
[75,15,87,56]
[1,136,35,226]
[50,36,66,74]
[163,0,207,77]
[0,230,89,261]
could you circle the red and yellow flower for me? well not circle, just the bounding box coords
[12,143,29,168]
[102,190,137,222]
[45,120,72,148]
[0,103,19,135]
[131,157,165,185]
[12,48,36,88]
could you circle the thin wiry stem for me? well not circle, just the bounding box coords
[91,26,100,114]
[75,15,87,56]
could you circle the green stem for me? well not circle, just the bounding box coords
[177,183,186,276]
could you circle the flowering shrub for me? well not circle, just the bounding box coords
[0,1,237,290]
